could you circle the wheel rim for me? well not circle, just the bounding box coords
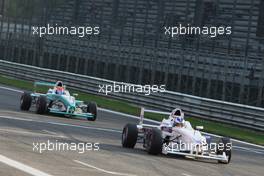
[146,133,152,150]
[122,128,128,144]
[36,100,40,109]
[20,98,23,105]
[226,154,230,162]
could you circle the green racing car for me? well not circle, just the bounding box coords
[20,81,97,121]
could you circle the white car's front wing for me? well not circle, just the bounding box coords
[163,148,228,162]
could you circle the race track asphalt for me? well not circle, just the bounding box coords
[0,85,263,176]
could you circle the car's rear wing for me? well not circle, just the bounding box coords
[33,81,57,94]
[34,81,56,87]
[138,107,171,128]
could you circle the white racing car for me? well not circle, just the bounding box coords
[122,108,232,164]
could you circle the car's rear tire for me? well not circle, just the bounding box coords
[36,96,47,114]
[146,128,163,155]
[87,102,97,121]
[122,123,138,148]
[217,137,232,164]
[20,92,32,111]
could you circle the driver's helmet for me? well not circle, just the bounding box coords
[55,81,64,95]
[170,108,185,126]
[56,81,63,87]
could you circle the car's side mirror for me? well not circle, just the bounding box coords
[195,126,204,130]
[73,93,78,97]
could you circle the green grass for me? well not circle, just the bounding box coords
[0,75,263,145]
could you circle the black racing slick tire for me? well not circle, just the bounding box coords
[20,92,32,111]
[217,137,232,164]
[122,123,138,148]
[87,102,97,121]
[36,96,47,114]
[146,128,163,155]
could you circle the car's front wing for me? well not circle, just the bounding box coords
[163,148,228,162]
[49,108,95,119]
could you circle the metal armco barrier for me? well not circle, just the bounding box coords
[0,60,263,132]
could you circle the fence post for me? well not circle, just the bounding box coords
[0,0,4,16]
[257,56,264,106]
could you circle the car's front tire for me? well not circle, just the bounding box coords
[87,102,97,121]
[36,96,47,114]
[122,123,138,148]
[217,137,232,164]
[145,128,163,155]
[20,92,32,111]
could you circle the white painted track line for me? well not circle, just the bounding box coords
[0,86,23,93]
[233,146,264,154]
[74,160,137,176]
[0,154,53,176]
[99,108,160,124]
[0,115,122,133]
[0,128,67,138]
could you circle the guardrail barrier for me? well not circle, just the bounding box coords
[0,60,263,132]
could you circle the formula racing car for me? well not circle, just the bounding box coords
[20,81,97,121]
[122,108,232,164]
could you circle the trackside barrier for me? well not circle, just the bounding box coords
[0,60,263,132]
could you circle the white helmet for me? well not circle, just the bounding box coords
[170,108,185,124]
[55,81,63,87]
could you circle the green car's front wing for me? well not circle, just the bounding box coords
[48,108,95,120]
